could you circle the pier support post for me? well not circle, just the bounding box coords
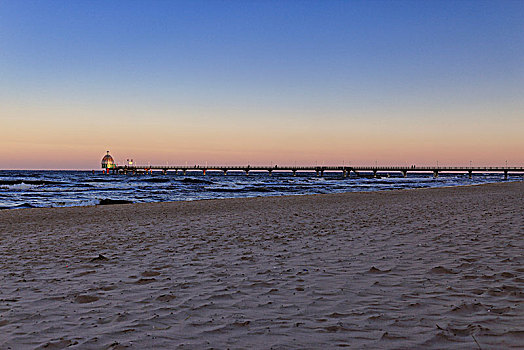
[504,170,508,180]
[293,170,296,177]
[268,170,272,176]
[245,170,249,176]
[320,170,324,177]
[183,170,186,176]
[223,170,227,176]
[343,169,347,178]
[433,170,439,178]
[203,169,206,176]
[373,170,377,178]
[402,170,407,178]
[468,171,472,179]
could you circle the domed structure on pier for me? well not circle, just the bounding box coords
[101,151,115,169]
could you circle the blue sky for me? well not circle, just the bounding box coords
[1,0,523,168]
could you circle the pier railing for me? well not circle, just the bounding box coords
[107,164,523,179]
[115,165,524,170]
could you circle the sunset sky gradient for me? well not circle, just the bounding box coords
[1,1,523,169]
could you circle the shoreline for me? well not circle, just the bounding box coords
[1,179,522,213]
[1,181,522,348]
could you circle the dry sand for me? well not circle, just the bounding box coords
[0,182,523,349]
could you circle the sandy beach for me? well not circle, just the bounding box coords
[0,182,522,349]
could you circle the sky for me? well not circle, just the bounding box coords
[1,0,523,169]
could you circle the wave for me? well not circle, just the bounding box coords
[141,178,171,183]
[83,178,120,183]
[0,203,38,210]
[206,187,243,193]
[75,183,95,188]
[0,180,66,186]
[179,178,214,185]
[206,185,292,193]
[1,183,37,191]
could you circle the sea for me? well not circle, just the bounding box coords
[0,170,520,210]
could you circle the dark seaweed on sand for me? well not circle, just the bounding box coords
[98,199,133,205]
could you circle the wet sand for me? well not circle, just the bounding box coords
[0,182,523,349]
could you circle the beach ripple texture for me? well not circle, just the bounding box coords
[0,182,522,348]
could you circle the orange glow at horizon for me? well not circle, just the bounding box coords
[1,103,523,170]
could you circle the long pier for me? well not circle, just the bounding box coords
[109,165,524,179]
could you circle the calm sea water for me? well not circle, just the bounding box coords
[0,170,520,209]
